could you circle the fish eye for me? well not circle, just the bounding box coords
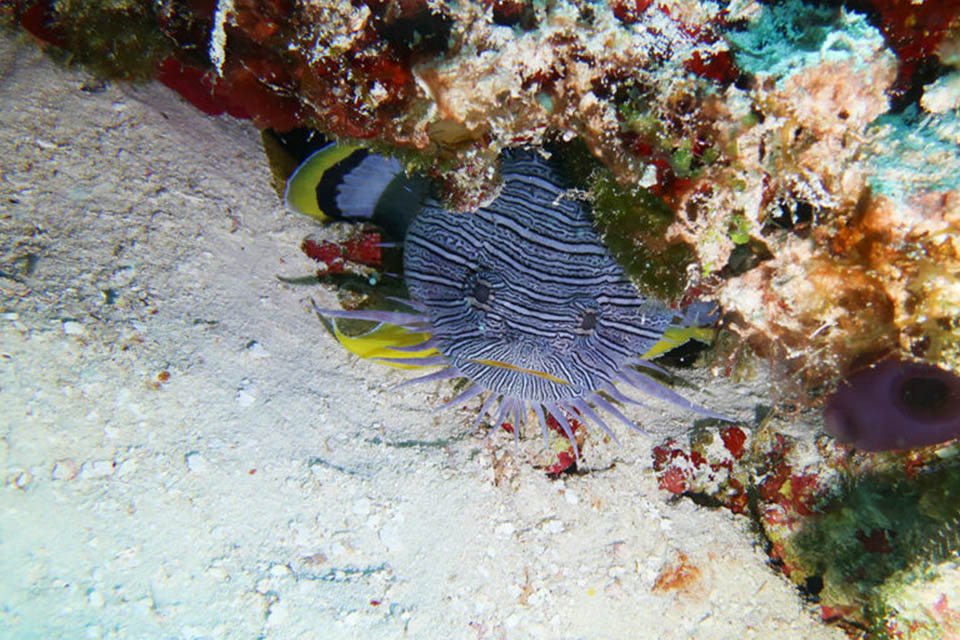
[473,281,491,304]
[579,310,597,332]
[465,270,498,310]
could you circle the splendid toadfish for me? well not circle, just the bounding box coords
[287,144,727,456]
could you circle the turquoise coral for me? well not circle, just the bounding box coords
[727,0,888,83]
[867,106,960,201]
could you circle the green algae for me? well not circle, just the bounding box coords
[589,170,694,302]
[544,139,695,303]
[727,213,752,245]
[787,458,960,634]
[726,0,887,84]
[50,0,172,81]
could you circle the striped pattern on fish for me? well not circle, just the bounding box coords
[307,147,727,458]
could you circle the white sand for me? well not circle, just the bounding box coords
[0,33,844,639]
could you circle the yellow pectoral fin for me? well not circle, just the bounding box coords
[641,326,715,359]
[284,142,364,222]
[332,319,437,369]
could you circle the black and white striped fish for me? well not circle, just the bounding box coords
[291,145,726,458]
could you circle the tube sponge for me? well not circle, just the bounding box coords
[823,358,960,451]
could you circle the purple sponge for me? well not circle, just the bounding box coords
[823,358,960,451]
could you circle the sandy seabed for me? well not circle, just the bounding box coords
[0,32,845,640]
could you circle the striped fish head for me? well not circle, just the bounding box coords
[403,159,674,403]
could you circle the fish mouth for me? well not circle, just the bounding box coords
[467,358,570,385]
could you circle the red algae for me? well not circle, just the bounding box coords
[302,230,383,275]
[156,57,250,118]
[856,0,960,103]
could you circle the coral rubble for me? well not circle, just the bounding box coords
[654,419,960,638]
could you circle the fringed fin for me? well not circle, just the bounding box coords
[545,403,579,462]
[622,356,669,375]
[375,355,448,367]
[386,337,439,353]
[471,393,500,433]
[568,398,621,446]
[533,403,551,452]
[312,304,437,369]
[392,367,460,391]
[486,398,511,441]
[617,367,731,421]
[586,392,647,435]
[600,383,652,411]
[432,384,484,413]
[315,305,428,327]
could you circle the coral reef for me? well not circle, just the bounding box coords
[653,418,960,638]
[689,1,901,385]
[685,1,960,392]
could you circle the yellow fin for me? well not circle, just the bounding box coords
[332,319,437,369]
[467,358,570,385]
[641,326,715,359]
[284,143,363,222]
[334,322,712,369]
